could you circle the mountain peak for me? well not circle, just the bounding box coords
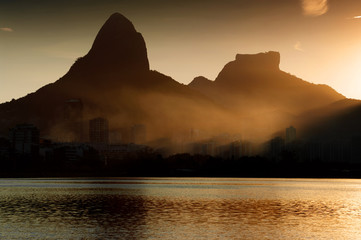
[83,12,149,72]
[215,51,281,83]
[95,13,137,39]
[189,76,213,88]
[235,51,280,70]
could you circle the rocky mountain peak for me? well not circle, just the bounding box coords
[215,51,281,84]
[79,12,149,73]
[235,51,280,70]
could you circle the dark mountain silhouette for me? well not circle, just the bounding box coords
[86,13,149,72]
[189,51,344,115]
[296,98,361,140]
[0,12,356,144]
[0,13,228,141]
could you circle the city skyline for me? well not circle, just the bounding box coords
[2,0,361,102]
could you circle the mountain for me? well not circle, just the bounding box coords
[189,51,344,115]
[85,13,149,73]
[0,13,227,141]
[296,98,361,140]
[0,13,352,144]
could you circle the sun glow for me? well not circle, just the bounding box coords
[333,51,361,99]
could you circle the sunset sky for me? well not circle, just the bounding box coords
[1,0,361,103]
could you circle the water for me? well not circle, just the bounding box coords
[0,178,361,239]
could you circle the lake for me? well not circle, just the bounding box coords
[0,178,361,239]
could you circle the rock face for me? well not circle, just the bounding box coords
[234,51,280,70]
[235,52,280,68]
[214,51,280,85]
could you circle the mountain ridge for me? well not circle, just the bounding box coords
[189,52,344,114]
[0,12,354,143]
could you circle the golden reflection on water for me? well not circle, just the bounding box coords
[0,178,361,239]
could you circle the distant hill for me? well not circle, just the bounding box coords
[189,51,344,115]
[296,98,361,140]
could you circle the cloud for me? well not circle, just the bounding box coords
[294,41,304,52]
[302,0,328,16]
[0,27,13,32]
[353,16,361,19]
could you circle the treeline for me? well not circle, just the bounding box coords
[2,149,361,178]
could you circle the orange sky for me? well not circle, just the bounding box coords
[1,0,361,103]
